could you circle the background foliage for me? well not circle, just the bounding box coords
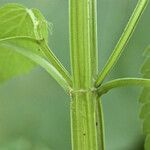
[0,0,150,149]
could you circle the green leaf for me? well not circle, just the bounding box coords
[0,3,48,83]
[0,41,71,92]
[145,135,150,149]
[0,3,72,91]
[139,48,150,150]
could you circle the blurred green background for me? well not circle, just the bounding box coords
[0,0,150,149]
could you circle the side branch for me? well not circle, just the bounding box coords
[97,78,150,96]
[39,41,72,87]
[0,36,72,92]
[95,0,149,87]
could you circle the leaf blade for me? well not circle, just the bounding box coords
[0,3,72,90]
[139,48,150,150]
[0,41,71,92]
[0,3,48,83]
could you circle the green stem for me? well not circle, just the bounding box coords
[97,78,150,96]
[0,36,72,91]
[69,0,103,149]
[70,92,98,150]
[96,98,105,150]
[95,0,149,87]
[39,42,72,87]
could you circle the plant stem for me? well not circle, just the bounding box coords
[69,0,103,149]
[39,42,72,87]
[0,36,72,91]
[95,0,149,87]
[70,92,98,150]
[96,98,105,150]
[97,78,150,96]
[1,41,71,92]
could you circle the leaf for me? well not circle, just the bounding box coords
[0,3,48,83]
[0,41,71,92]
[139,47,150,150]
[0,3,72,91]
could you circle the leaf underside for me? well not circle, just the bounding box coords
[0,3,48,83]
[139,48,150,149]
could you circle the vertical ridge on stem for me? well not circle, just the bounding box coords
[69,0,103,150]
